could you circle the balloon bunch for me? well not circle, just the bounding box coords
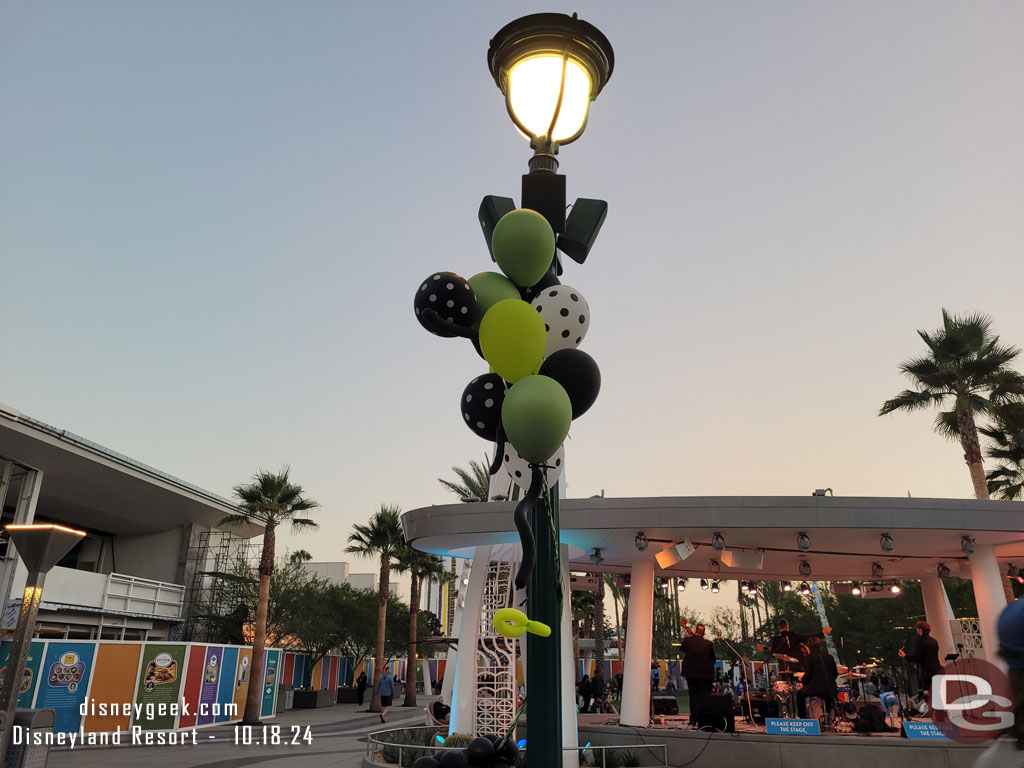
[412,735,520,768]
[414,209,601,588]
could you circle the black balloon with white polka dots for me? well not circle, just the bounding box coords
[460,373,507,441]
[414,271,478,338]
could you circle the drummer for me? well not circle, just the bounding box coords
[769,619,833,673]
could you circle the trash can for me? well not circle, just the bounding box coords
[6,709,55,768]
[277,684,294,712]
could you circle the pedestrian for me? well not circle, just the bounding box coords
[591,670,607,714]
[378,667,395,723]
[614,672,623,696]
[356,671,368,706]
[578,674,593,713]
[681,624,716,728]
[650,663,660,691]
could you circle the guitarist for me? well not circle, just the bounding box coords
[680,622,716,728]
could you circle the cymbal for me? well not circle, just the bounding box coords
[840,673,867,680]
[792,671,805,679]
[773,654,800,663]
[853,664,877,670]
[836,665,849,675]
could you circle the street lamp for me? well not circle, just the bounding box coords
[485,11,614,760]
[0,524,85,766]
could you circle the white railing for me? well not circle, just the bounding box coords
[103,573,185,618]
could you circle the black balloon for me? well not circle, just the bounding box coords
[438,750,469,768]
[466,737,496,767]
[498,739,519,764]
[539,348,601,419]
[520,270,560,302]
[492,760,511,768]
[461,374,507,441]
[415,272,478,337]
[413,758,439,768]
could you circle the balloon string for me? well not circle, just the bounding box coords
[489,421,506,476]
[419,307,478,341]
[513,466,544,590]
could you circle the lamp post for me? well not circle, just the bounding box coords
[0,524,86,765]
[486,14,613,767]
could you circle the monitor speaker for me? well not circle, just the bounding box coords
[652,697,678,716]
[694,694,735,732]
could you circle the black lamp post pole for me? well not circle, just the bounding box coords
[0,569,45,766]
[522,161,566,768]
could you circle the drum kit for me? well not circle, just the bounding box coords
[770,655,879,727]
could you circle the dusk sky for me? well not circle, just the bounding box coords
[3,1,1022,598]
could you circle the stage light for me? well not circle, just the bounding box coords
[890,583,901,594]
[634,532,648,551]
[799,560,812,577]
[700,578,709,591]
[740,581,749,592]
[748,582,758,595]
[709,559,721,575]
[800,582,811,595]
[590,547,605,565]
[961,536,975,555]
[782,581,792,592]
[880,534,895,553]
[711,532,725,552]
[1007,563,1019,580]
[677,579,687,592]
[871,563,884,578]
[796,532,811,552]
[710,581,720,593]
[851,582,862,596]
[660,578,669,590]
[937,563,951,580]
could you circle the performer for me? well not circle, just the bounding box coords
[681,623,716,728]
[898,621,941,698]
[799,637,839,721]
[765,619,832,717]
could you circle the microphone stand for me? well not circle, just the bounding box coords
[717,633,760,730]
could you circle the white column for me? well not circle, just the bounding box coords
[969,544,1008,671]
[620,559,655,727]
[559,544,579,768]
[920,574,956,663]
[448,548,490,735]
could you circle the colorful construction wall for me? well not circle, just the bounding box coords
[0,640,346,734]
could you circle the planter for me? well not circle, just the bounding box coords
[293,688,336,708]
[337,687,360,704]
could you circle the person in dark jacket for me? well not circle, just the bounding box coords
[356,671,368,705]
[681,624,716,726]
[591,671,607,713]
[799,637,839,720]
[578,674,593,713]
[899,620,942,696]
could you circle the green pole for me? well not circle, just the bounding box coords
[527,486,562,768]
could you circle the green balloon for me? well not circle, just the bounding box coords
[501,375,572,464]
[468,272,520,327]
[491,209,555,288]
[479,299,546,383]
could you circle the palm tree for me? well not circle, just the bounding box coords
[593,574,607,681]
[394,547,447,707]
[225,467,318,725]
[438,458,491,501]
[879,309,1024,499]
[346,505,405,712]
[982,407,1024,500]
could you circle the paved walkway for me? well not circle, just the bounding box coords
[46,702,427,768]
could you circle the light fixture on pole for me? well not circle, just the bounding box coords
[676,579,687,592]
[961,535,975,555]
[711,532,725,552]
[782,581,792,592]
[699,578,709,591]
[0,524,86,766]
[880,533,895,553]
[796,532,811,552]
[710,581,721,594]
[800,582,811,595]
[634,532,648,552]
[660,577,669,590]
[851,582,862,596]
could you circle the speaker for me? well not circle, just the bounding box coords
[478,195,516,260]
[742,696,779,722]
[652,697,678,716]
[693,694,735,732]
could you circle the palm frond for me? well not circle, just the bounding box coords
[879,390,946,416]
[932,410,961,441]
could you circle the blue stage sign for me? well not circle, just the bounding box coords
[902,721,950,740]
[766,718,821,736]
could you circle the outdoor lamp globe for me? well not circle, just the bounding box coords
[488,13,614,152]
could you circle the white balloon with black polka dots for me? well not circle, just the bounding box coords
[413,271,478,338]
[530,284,590,356]
[503,443,565,493]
